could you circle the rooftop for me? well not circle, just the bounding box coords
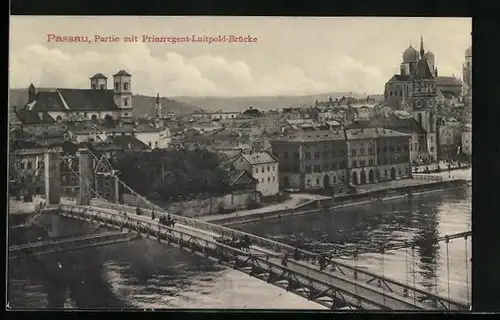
[345,127,410,140]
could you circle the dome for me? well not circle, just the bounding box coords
[465,45,472,57]
[424,51,435,62]
[402,45,419,63]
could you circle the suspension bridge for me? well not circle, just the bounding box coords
[8,145,472,311]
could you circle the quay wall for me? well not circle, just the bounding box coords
[213,179,468,227]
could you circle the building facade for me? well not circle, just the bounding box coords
[461,125,472,156]
[271,125,347,192]
[436,118,463,161]
[229,151,279,197]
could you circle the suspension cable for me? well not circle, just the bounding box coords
[464,235,469,306]
[412,244,416,305]
[404,241,409,287]
[354,243,358,293]
[445,235,451,309]
[380,244,385,304]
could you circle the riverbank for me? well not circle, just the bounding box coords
[208,178,469,227]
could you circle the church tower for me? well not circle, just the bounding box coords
[90,73,108,90]
[409,35,438,162]
[462,45,472,102]
[112,70,133,119]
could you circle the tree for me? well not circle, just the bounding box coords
[114,148,230,200]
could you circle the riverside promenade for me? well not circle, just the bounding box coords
[203,168,471,226]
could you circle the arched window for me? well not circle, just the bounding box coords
[124,83,129,90]
[91,114,98,120]
[124,98,128,106]
[56,116,62,122]
[115,82,119,90]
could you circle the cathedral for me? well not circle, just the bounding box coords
[384,36,440,162]
[462,45,472,105]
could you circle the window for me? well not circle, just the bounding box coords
[389,146,395,152]
[414,143,418,151]
[273,176,275,181]
[383,146,387,152]
[314,152,320,160]
[100,85,105,89]
[333,176,337,183]
[410,144,413,151]
[155,141,159,148]
[331,150,337,157]
[84,112,88,118]
[27,161,32,169]
[385,169,388,178]
[305,152,311,160]
[314,165,321,172]
[377,147,380,153]
[268,177,271,183]
[369,159,374,166]
[148,142,152,147]
[261,178,264,183]
[351,148,357,156]
[91,114,98,120]
[397,145,401,152]
[124,83,129,90]
[324,164,329,170]
[255,168,258,174]
[294,164,299,172]
[368,147,373,154]
[124,98,128,106]
[261,167,265,173]
[404,145,409,151]
[305,165,312,173]
[390,91,393,96]
[115,82,119,90]
[284,152,289,159]
[323,151,329,158]
[352,160,357,168]
[316,178,320,185]
[124,113,129,117]
[273,166,275,171]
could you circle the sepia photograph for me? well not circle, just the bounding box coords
[8,16,472,311]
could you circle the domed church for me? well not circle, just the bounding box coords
[384,36,462,109]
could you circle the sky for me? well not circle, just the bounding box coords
[10,16,471,97]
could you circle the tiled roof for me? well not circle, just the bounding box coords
[436,76,462,87]
[29,91,67,112]
[345,127,410,140]
[58,89,119,111]
[439,90,459,99]
[14,106,56,124]
[347,116,426,135]
[230,151,277,165]
[272,128,345,143]
[229,170,257,186]
[415,59,435,79]
[113,70,132,77]
[387,74,411,82]
[108,135,149,150]
[90,73,108,79]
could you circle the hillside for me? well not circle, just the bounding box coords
[172,92,385,113]
[8,88,204,117]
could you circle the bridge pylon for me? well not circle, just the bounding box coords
[44,147,62,205]
[77,148,93,205]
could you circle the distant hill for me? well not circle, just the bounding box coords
[8,88,204,117]
[172,92,385,113]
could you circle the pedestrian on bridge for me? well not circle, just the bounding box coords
[151,210,155,220]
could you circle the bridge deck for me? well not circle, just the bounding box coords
[69,205,433,310]
[9,230,136,259]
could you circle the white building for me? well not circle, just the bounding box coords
[229,151,279,197]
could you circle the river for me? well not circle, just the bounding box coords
[7,186,471,310]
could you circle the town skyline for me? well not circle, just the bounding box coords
[10,16,471,98]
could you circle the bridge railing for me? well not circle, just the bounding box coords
[55,204,416,310]
[86,200,469,310]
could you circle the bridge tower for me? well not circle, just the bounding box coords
[93,154,120,203]
[44,147,62,205]
[77,148,93,205]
